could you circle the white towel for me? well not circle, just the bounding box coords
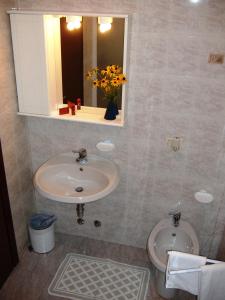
[198,263,225,300]
[166,251,206,295]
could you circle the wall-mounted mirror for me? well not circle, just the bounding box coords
[60,16,125,109]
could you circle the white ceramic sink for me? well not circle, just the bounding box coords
[34,152,119,204]
[148,219,199,272]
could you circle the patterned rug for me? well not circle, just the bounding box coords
[48,253,150,300]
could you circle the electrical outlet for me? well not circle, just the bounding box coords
[167,137,183,152]
[208,53,224,64]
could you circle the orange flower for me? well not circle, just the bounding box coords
[86,71,92,79]
[111,65,122,74]
[92,80,99,87]
[111,79,120,87]
[119,74,127,83]
[100,78,109,88]
[101,69,107,75]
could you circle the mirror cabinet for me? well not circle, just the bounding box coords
[9,11,128,126]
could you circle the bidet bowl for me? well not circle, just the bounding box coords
[34,153,119,204]
[147,218,199,272]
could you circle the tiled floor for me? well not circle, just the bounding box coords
[0,233,195,300]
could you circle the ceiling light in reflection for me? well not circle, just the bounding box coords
[66,16,82,30]
[190,0,200,3]
[99,23,112,33]
[98,17,113,33]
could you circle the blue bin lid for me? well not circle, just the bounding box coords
[29,213,57,230]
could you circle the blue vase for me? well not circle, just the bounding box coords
[104,99,118,120]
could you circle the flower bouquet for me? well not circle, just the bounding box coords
[86,65,127,120]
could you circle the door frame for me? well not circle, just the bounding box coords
[0,141,19,268]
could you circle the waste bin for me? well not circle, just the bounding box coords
[28,213,56,254]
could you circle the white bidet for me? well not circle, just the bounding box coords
[147,218,199,299]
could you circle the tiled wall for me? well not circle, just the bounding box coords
[0,0,34,255]
[18,0,225,257]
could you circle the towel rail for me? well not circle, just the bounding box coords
[168,258,223,275]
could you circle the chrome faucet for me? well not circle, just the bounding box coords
[169,211,181,227]
[72,148,88,164]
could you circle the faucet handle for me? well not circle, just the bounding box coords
[169,210,181,227]
[175,212,181,218]
[169,209,181,216]
[72,148,87,157]
[72,148,87,164]
[169,211,181,221]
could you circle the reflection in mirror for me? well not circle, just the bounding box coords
[60,16,125,109]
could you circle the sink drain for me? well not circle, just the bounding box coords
[75,187,83,192]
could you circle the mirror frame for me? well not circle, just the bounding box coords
[8,10,129,127]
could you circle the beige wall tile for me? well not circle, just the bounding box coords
[1,0,225,258]
[0,1,34,256]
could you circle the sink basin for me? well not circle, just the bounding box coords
[147,219,199,272]
[34,153,119,204]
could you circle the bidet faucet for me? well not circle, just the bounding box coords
[72,148,87,164]
[169,211,181,227]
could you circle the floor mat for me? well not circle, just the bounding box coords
[48,253,150,300]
